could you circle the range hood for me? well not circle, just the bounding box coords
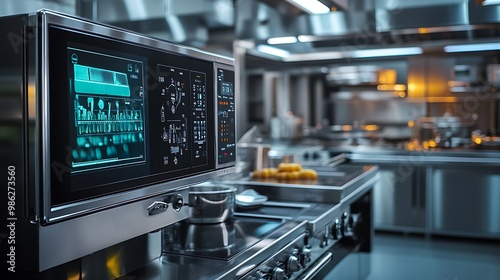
[78,0,234,48]
[236,0,500,61]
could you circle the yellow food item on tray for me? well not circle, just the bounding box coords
[253,163,318,183]
[252,167,278,179]
[299,169,318,180]
[277,162,302,172]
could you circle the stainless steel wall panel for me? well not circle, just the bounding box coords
[432,166,500,237]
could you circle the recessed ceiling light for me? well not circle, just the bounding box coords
[267,36,298,45]
[288,0,330,14]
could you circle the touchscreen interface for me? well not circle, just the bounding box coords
[217,67,236,165]
[68,47,146,173]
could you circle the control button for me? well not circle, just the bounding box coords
[172,194,184,212]
[341,212,348,237]
[312,152,320,160]
[303,152,310,160]
[300,247,312,267]
[271,267,285,280]
[320,234,328,248]
[348,215,354,229]
[286,255,300,274]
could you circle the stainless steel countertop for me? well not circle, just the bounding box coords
[246,138,500,165]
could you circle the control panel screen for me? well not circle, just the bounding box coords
[68,47,146,173]
[155,65,208,171]
[217,67,236,166]
[48,25,224,208]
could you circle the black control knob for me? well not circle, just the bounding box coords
[312,152,320,160]
[271,267,286,280]
[340,212,348,237]
[300,247,312,267]
[172,194,184,212]
[303,152,310,160]
[287,255,300,274]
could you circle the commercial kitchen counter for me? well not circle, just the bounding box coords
[255,138,500,240]
[116,164,377,280]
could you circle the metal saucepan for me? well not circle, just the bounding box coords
[173,221,236,254]
[188,184,236,224]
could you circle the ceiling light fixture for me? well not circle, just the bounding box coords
[351,47,423,58]
[267,36,298,45]
[256,45,290,58]
[444,42,500,53]
[285,51,343,61]
[287,0,330,14]
[481,0,500,6]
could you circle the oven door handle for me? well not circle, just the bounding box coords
[301,252,333,280]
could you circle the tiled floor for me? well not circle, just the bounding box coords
[325,233,500,280]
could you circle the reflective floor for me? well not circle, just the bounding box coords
[325,233,500,280]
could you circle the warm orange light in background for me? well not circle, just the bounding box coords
[422,141,430,150]
[418,28,429,34]
[429,140,437,148]
[407,83,416,92]
[67,272,81,280]
[342,125,352,131]
[28,84,36,119]
[376,84,406,91]
[408,120,415,127]
[406,140,419,151]
[426,97,457,103]
[363,124,378,131]
[378,69,397,84]
[398,91,407,98]
[106,253,121,278]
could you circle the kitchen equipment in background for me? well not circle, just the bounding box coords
[414,114,476,148]
[189,183,237,224]
[237,126,272,171]
[326,65,397,85]
[448,64,484,93]
[270,113,304,140]
[311,123,379,146]
[487,64,500,85]
[471,129,500,147]
[268,149,295,167]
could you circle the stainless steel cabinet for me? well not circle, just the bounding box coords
[372,165,426,232]
[432,166,500,238]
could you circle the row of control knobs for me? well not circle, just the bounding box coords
[332,212,356,240]
[249,213,359,280]
[257,246,312,280]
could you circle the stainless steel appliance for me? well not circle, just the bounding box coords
[0,10,236,276]
[154,164,377,280]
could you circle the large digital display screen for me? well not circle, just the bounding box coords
[68,47,146,172]
[47,25,222,207]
